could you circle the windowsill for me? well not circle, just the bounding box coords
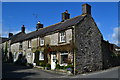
[28,47,31,48]
[39,59,44,61]
[60,63,68,66]
[58,41,66,44]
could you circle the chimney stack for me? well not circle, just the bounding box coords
[9,33,13,38]
[82,4,91,15]
[21,25,25,33]
[36,21,43,30]
[61,10,70,22]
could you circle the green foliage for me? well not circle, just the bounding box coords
[60,66,65,69]
[117,54,120,56]
[64,64,73,69]
[5,42,8,55]
[46,63,51,67]
[39,61,46,67]
[56,64,60,69]
[111,52,117,57]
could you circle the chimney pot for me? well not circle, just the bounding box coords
[61,10,70,22]
[36,21,43,30]
[65,10,68,13]
[21,25,25,33]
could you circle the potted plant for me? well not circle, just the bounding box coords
[65,64,73,73]
[56,64,60,70]
[46,63,51,70]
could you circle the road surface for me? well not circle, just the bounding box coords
[2,63,120,79]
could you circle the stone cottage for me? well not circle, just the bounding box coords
[1,3,120,74]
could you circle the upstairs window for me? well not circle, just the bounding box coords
[28,40,31,48]
[40,38,44,46]
[19,42,22,50]
[59,31,66,43]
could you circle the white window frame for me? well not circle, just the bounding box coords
[40,38,44,46]
[39,51,44,60]
[59,31,66,43]
[28,53,31,57]
[19,42,22,50]
[60,51,68,66]
[28,40,31,48]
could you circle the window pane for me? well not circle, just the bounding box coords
[39,51,44,60]
[40,38,44,46]
[59,31,65,42]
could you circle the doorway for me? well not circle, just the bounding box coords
[51,52,56,70]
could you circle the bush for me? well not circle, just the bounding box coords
[27,63,33,67]
[60,66,65,69]
[46,63,51,70]
[64,64,73,69]
[46,63,51,67]
[56,64,60,69]
[117,54,120,57]
[39,62,46,67]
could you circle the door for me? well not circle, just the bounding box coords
[51,52,56,70]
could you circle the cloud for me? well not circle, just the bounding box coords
[109,27,120,46]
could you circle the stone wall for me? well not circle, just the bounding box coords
[11,43,20,54]
[44,29,72,46]
[102,40,120,69]
[75,15,103,74]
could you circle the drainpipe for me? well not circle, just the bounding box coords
[72,26,76,75]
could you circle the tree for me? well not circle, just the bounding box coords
[3,42,8,62]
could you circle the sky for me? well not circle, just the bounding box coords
[1,2,119,46]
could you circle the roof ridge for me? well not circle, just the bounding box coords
[65,14,87,21]
[37,14,87,31]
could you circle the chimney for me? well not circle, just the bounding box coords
[9,33,13,38]
[21,25,25,33]
[61,10,70,22]
[36,21,43,30]
[82,4,91,15]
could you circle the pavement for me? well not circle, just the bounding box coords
[2,63,120,79]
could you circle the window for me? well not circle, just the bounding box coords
[19,42,22,50]
[40,38,44,46]
[39,51,44,60]
[60,51,68,66]
[14,52,17,59]
[59,31,66,43]
[28,40,31,48]
[28,53,31,57]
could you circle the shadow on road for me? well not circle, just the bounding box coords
[2,63,37,79]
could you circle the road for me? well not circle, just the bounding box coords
[72,66,120,78]
[2,63,66,79]
[2,63,120,79]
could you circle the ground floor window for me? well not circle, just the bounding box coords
[28,53,32,57]
[60,51,68,66]
[39,51,44,60]
[14,52,17,59]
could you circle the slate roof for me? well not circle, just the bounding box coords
[6,14,87,44]
[23,14,87,41]
[9,32,26,44]
[0,37,8,43]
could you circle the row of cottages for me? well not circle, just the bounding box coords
[1,3,120,74]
